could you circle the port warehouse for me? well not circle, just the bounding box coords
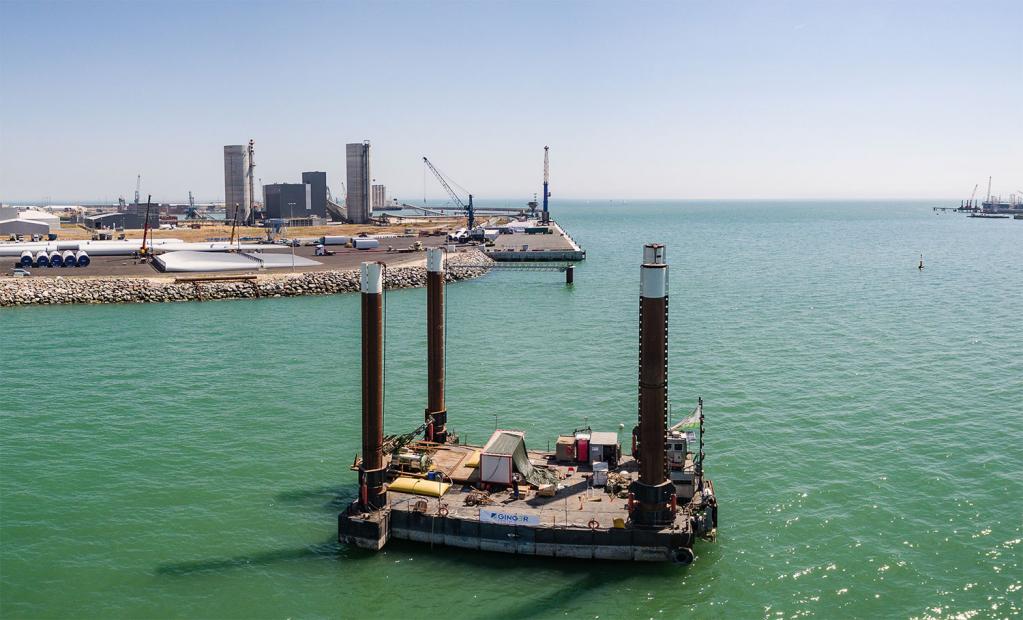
[84,212,158,230]
[0,206,62,237]
[0,219,51,237]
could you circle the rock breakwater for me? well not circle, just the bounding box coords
[0,250,492,307]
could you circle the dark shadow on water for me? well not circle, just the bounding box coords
[155,539,345,576]
[158,482,690,618]
[155,484,365,577]
[379,538,687,618]
[275,484,359,512]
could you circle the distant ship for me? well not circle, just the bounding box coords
[981,200,1021,211]
[977,177,1022,213]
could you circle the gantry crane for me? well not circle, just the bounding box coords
[422,156,475,230]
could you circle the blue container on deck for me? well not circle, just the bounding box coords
[427,472,437,481]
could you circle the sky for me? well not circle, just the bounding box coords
[0,0,1020,203]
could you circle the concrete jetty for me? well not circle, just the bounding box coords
[484,221,585,262]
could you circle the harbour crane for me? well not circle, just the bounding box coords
[542,146,550,224]
[422,156,475,230]
[968,183,979,209]
[185,191,207,220]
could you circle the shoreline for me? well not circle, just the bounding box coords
[0,249,492,308]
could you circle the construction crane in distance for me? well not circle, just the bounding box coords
[139,195,153,256]
[422,156,475,230]
[185,191,207,220]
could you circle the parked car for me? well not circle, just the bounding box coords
[11,268,31,277]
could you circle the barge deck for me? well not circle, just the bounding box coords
[341,446,716,562]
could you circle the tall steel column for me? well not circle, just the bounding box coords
[630,243,676,528]
[541,146,550,225]
[246,139,256,224]
[425,248,447,442]
[360,262,387,510]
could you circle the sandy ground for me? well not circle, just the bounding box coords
[10,236,458,279]
[53,218,465,242]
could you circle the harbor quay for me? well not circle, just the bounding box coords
[0,249,492,307]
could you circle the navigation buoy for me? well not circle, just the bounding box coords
[918,254,924,270]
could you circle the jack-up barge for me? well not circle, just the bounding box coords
[339,244,718,563]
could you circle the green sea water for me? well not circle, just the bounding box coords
[1,201,1021,619]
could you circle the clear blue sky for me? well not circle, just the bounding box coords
[1,0,1020,203]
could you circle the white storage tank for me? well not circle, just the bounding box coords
[62,250,77,266]
[321,235,350,245]
[75,251,90,267]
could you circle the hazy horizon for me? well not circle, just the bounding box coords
[1,0,1020,203]
[0,196,991,207]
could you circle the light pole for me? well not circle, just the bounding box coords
[287,201,296,272]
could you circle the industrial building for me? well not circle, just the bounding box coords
[371,184,387,210]
[84,212,155,230]
[0,218,50,237]
[224,143,253,224]
[263,183,311,219]
[122,201,161,227]
[346,141,372,224]
[301,171,328,217]
[1,208,61,230]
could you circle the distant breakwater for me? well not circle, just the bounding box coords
[0,250,492,308]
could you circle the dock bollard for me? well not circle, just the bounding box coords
[565,264,574,285]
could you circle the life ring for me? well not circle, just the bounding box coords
[588,519,599,530]
[438,506,449,517]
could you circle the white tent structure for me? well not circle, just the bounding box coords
[153,250,321,273]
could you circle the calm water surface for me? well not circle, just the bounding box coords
[2,201,1021,618]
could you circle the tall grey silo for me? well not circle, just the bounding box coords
[224,145,251,224]
[301,171,328,218]
[346,141,371,224]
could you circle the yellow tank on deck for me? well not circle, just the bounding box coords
[388,476,451,497]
